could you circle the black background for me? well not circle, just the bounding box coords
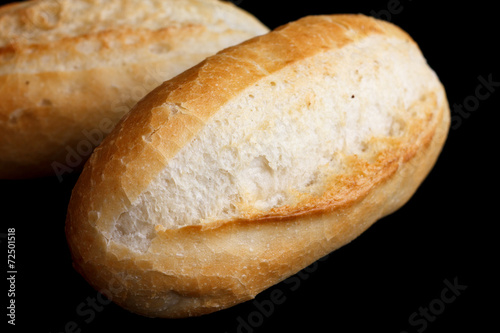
[1,0,497,332]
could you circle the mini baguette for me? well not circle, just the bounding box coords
[65,14,450,318]
[0,0,268,179]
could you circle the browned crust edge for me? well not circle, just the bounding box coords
[65,14,451,318]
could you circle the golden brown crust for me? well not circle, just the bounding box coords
[65,14,450,318]
[68,14,413,228]
[0,0,269,179]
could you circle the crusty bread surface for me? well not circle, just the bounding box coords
[0,0,269,179]
[65,14,450,318]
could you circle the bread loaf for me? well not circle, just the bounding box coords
[65,14,450,318]
[0,0,268,179]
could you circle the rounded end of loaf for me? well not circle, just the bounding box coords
[65,13,450,318]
